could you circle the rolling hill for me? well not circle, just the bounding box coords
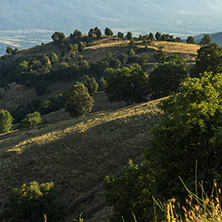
[0,34,201,221]
[0,98,163,222]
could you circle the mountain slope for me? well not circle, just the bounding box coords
[1,0,222,35]
[0,99,163,221]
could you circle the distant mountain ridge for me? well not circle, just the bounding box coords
[194,32,222,47]
[1,0,222,35]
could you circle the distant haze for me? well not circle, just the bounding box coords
[1,0,222,36]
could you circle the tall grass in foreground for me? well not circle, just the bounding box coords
[155,179,222,222]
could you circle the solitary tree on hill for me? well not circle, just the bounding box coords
[64,82,94,118]
[105,27,113,36]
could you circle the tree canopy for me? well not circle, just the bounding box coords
[64,82,94,118]
[186,36,195,44]
[149,55,188,99]
[0,109,13,134]
[105,66,149,105]
[191,43,222,76]
[148,72,222,201]
[199,34,212,46]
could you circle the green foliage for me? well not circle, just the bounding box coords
[48,52,58,63]
[149,59,188,99]
[148,72,222,202]
[127,48,135,57]
[129,39,135,48]
[149,32,155,41]
[199,34,212,46]
[0,109,13,134]
[21,111,42,128]
[104,160,153,222]
[78,41,85,52]
[117,32,124,38]
[6,46,13,55]
[155,32,161,41]
[73,29,82,39]
[98,77,107,90]
[38,94,64,115]
[104,27,113,36]
[186,36,195,44]
[118,53,129,65]
[139,54,149,66]
[0,181,66,222]
[96,28,102,38]
[126,31,133,40]
[80,75,99,95]
[191,43,222,76]
[64,82,94,118]
[51,32,65,44]
[105,66,149,104]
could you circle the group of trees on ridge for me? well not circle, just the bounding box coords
[1,27,221,221]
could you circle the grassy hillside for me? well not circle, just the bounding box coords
[0,36,199,112]
[0,98,163,221]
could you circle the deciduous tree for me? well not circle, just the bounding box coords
[64,82,94,118]
[105,66,149,104]
[0,109,13,134]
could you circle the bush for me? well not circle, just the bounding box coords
[105,66,149,105]
[104,160,153,222]
[0,109,13,134]
[64,82,94,118]
[80,75,99,95]
[0,181,66,222]
[21,111,42,128]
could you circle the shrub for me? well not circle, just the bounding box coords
[0,181,66,222]
[21,111,42,128]
[0,109,13,134]
[64,82,94,118]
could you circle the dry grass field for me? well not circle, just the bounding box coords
[0,98,163,221]
[0,36,201,221]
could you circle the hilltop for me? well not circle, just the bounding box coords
[0,32,202,221]
[0,34,199,113]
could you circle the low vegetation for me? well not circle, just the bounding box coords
[1,27,222,221]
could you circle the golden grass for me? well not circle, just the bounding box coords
[0,98,163,222]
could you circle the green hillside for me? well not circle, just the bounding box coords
[0,99,163,221]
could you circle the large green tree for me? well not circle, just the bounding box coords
[191,43,222,76]
[148,72,222,201]
[149,56,188,99]
[104,72,222,222]
[64,82,94,118]
[105,66,149,105]
[0,109,13,134]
